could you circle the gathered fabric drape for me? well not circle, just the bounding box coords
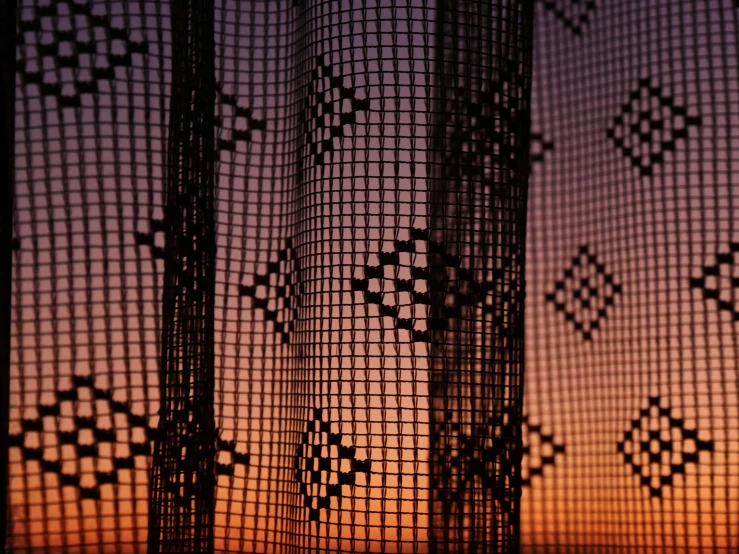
[2,0,738,553]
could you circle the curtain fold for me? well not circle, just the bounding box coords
[428,0,531,551]
[148,0,217,550]
[1,2,18,553]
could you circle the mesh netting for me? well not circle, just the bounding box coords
[4,0,739,553]
[10,0,168,551]
[521,1,739,551]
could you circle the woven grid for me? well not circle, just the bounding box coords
[207,1,530,552]
[5,0,739,553]
[522,0,739,551]
[9,1,168,552]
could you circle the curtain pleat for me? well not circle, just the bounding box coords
[148,0,217,551]
[1,1,18,552]
[428,1,531,551]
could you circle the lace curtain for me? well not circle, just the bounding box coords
[2,0,738,552]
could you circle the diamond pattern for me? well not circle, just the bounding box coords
[8,376,156,500]
[303,58,370,168]
[539,0,596,35]
[617,397,713,498]
[522,415,565,487]
[294,408,371,522]
[607,78,701,176]
[690,242,739,320]
[216,83,266,154]
[9,377,249,501]
[352,228,516,344]
[239,239,302,344]
[546,245,621,340]
[17,0,148,108]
